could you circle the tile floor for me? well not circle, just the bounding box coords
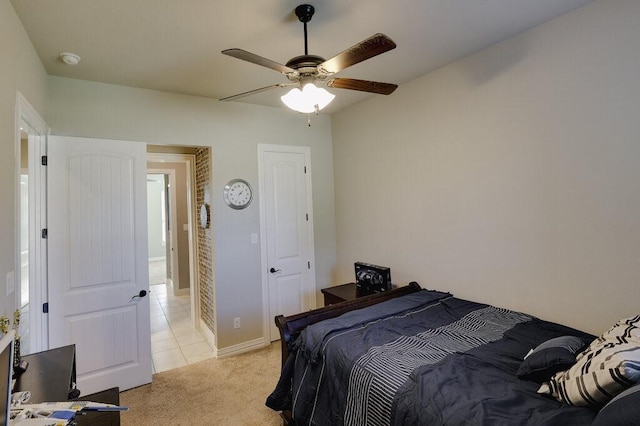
[149,283,215,373]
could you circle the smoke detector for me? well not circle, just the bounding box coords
[59,52,81,65]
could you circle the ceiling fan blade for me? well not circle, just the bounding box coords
[319,33,396,75]
[327,78,397,95]
[219,83,297,102]
[222,48,297,75]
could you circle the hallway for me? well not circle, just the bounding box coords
[149,279,215,373]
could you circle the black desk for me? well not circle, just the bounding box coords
[74,387,121,426]
[14,345,120,425]
[15,345,76,403]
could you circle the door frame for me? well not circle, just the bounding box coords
[257,144,317,345]
[14,92,49,353]
[147,153,200,327]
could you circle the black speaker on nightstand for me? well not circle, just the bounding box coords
[354,262,391,296]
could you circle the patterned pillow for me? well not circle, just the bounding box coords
[540,315,640,406]
[517,335,590,383]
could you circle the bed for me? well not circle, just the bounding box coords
[266,283,640,425]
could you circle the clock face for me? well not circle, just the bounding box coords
[224,179,252,209]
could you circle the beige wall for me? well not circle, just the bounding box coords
[0,0,48,318]
[45,76,337,349]
[332,0,640,335]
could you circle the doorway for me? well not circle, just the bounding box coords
[147,172,177,295]
[146,152,214,372]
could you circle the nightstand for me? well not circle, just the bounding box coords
[321,282,358,305]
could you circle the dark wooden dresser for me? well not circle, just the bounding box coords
[321,282,359,305]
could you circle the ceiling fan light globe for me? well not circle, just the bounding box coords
[281,83,335,113]
[280,88,308,112]
[303,83,335,110]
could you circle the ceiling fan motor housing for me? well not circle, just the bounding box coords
[285,54,328,82]
[295,4,315,23]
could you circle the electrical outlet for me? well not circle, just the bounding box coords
[233,317,241,329]
[6,271,15,296]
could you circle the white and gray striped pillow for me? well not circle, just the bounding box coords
[539,315,640,406]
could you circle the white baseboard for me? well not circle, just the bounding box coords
[216,338,266,359]
[196,319,266,358]
[199,318,217,356]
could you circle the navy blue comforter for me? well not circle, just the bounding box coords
[268,290,597,425]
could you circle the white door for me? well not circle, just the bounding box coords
[48,136,152,395]
[259,145,316,342]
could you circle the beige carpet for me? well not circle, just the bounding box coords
[120,342,283,425]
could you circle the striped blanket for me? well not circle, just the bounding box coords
[285,290,597,425]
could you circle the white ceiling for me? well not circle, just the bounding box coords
[11,0,595,114]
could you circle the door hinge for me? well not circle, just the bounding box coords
[41,228,48,239]
[42,302,49,313]
[304,166,307,174]
[307,261,311,269]
[41,155,48,166]
[306,213,309,221]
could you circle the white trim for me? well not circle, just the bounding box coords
[257,145,270,346]
[15,92,49,353]
[257,144,317,346]
[200,319,266,359]
[16,92,47,135]
[215,338,266,359]
[199,318,217,355]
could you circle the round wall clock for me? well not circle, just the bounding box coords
[223,179,253,210]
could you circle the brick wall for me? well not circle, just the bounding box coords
[195,148,215,334]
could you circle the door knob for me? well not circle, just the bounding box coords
[269,267,282,274]
[130,290,148,300]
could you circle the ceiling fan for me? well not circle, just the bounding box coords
[220,4,398,113]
